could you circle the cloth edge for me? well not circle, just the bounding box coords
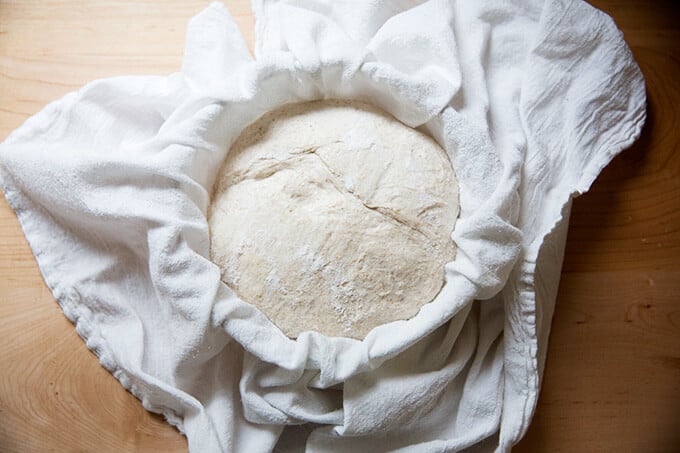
[500,96,647,451]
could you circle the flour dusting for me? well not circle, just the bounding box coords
[208,100,459,338]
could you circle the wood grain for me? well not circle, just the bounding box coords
[0,1,678,452]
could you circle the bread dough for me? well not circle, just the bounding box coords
[208,100,459,339]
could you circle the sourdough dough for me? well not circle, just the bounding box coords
[208,100,459,339]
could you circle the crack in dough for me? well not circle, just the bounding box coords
[208,100,459,339]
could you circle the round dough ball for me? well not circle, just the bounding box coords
[208,100,459,339]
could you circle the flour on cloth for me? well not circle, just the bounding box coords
[209,100,458,339]
[0,0,645,452]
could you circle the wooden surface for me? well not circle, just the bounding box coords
[0,1,678,452]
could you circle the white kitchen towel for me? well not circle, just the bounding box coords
[0,1,645,452]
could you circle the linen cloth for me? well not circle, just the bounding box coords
[0,0,645,451]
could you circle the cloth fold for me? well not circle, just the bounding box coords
[0,1,644,451]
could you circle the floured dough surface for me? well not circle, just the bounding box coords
[208,100,459,339]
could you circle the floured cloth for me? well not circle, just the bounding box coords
[0,1,645,452]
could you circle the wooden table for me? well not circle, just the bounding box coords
[1,1,678,451]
